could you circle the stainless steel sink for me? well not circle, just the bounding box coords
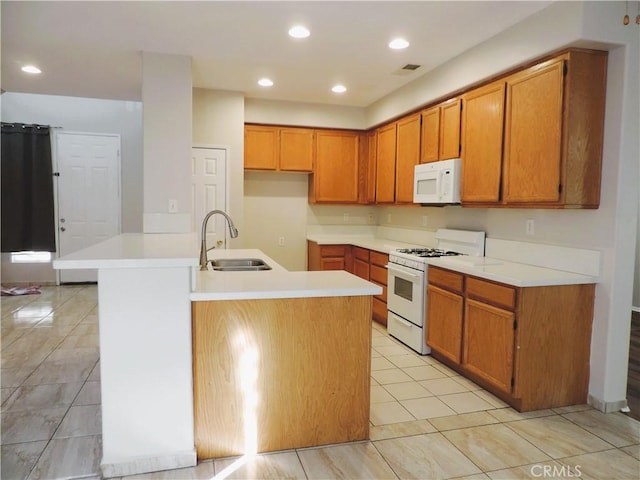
[209,258,271,271]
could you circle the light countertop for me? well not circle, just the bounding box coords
[427,256,597,287]
[54,235,381,301]
[307,233,597,287]
[192,248,382,301]
[306,234,425,254]
[52,233,199,269]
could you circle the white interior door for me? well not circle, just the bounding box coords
[56,132,121,283]
[192,147,227,250]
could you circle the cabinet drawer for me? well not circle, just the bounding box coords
[370,251,389,267]
[370,264,388,285]
[428,267,464,293]
[353,247,370,262]
[372,281,387,303]
[320,245,347,257]
[353,258,370,280]
[466,277,516,310]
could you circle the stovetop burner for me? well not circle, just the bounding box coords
[395,248,462,258]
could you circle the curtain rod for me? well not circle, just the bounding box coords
[1,122,63,129]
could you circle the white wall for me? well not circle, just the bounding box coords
[192,88,245,249]
[142,52,192,233]
[244,172,309,270]
[1,92,143,284]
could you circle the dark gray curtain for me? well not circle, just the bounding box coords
[1,123,56,252]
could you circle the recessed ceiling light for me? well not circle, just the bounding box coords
[21,65,42,74]
[288,25,310,39]
[332,85,347,94]
[258,78,274,87]
[388,38,410,50]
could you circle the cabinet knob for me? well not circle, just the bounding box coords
[60,226,66,232]
[217,240,224,247]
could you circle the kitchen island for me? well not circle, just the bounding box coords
[53,233,380,478]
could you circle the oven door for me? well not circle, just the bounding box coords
[413,169,440,204]
[386,263,425,327]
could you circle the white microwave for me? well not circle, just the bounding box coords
[413,158,462,205]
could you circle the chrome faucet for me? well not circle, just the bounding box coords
[199,210,239,270]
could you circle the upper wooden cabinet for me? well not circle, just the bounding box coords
[375,123,397,204]
[309,130,359,203]
[245,125,314,172]
[461,49,607,208]
[421,98,461,163]
[395,113,421,203]
[461,81,506,203]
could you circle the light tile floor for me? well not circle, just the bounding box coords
[2,285,639,479]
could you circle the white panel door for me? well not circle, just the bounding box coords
[57,132,121,283]
[192,147,227,250]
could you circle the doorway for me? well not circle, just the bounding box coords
[56,132,121,283]
[192,146,228,249]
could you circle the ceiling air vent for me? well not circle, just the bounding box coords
[394,64,422,76]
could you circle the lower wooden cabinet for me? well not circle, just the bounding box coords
[426,284,464,364]
[308,241,388,326]
[307,241,351,271]
[426,266,595,411]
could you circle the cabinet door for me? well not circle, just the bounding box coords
[395,113,421,203]
[245,125,278,170]
[375,123,397,203]
[366,132,377,203]
[313,130,359,203]
[279,128,314,172]
[461,82,505,203]
[426,284,464,364]
[321,257,345,270]
[463,298,515,394]
[420,106,440,163]
[503,59,564,203]
[439,98,461,160]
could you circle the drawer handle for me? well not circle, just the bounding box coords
[393,315,413,328]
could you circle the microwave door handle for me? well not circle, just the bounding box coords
[438,170,445,200]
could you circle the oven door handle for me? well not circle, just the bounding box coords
[386,263,421,279]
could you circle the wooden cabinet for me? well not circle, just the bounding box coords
[309,130,359,203]
[461,81,505,203]
[375,123,397,204]
[244,125,314,172]
[307,242,388,326]
[352,247,370,280]
[426,268,464,363]
[395,113,421,203]
[420,98,461,163]
[426,266,596,411]
[369,251,389,326]
[461,49,607,208]
[357,131,377,205]
[307,241,352,272]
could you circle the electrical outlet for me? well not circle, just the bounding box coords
[368,213,375,224]
[387,213,392,223]
[168,199,178,213]
[421,215,428,227]
[343,213,349,223]
[526,219,535,236]
[278,236,285,247]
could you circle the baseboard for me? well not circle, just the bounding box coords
[101,450,197,478]
[587,394,628,413]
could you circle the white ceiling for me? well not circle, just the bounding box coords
[1,1,553,107]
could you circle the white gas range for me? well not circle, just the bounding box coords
[387,229,486,355]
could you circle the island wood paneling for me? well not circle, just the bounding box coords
[192,296,372,459]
